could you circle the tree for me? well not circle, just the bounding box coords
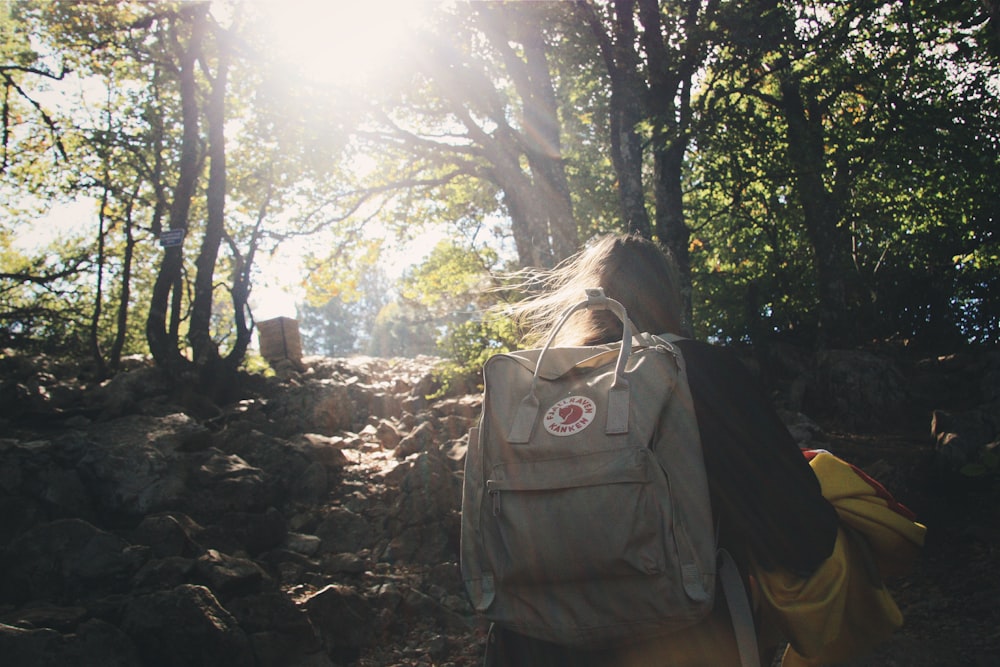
[693,0,1000,347]
[315,1,584,272]
[299,261,390,357]
[3,0,998,366]
[2,1,358,388]
[576,0,721,328]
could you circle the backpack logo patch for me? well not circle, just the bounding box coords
[543,396,596,436]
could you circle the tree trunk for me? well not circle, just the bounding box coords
[779,76,862,347]
[516,18,578,263]
[580,0,652,238]
[639,0,700,331]
[476,4,579,266]
[224,186,271,374]
[504,179,557,269]
[188,39,230,376]
[109,190,137,370]
[146,7,204,372]
[653,140,693,329]
[89,174,110,379]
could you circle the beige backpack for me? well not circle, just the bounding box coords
[461,289,759,666]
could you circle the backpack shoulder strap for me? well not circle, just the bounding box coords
[719,549,761,667]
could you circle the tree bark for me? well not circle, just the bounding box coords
[639,0,700,330]
[188,35,229,375]
[475,4,579,267]
[580,0,707,328]
[109,189,137,370]
[146,7,205,371]
[514,18,578,263]
[579,0,652,238]
[778,75,861,346]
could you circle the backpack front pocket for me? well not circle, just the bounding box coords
[485,446,669,584]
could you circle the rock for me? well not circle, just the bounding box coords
[374,419,402,450]
[263,381,356,436]
[77,415,210,520]
[131,556,197,593]
[0,494,48,547]
[193,550,269,600]
[368,392,403,419]
[284,533,322,557]
[0,518,147,605]
[321,552,367,574]
[384,452,461,564]
[810,349,909,429]
[295,435,350,472]
[185,449,273,520]
[931,407,1000,472]
[314,507,373,555]
[0,603,88,632]
[0,438,97,526]
[431,395,481,420]
[219,428,329,504]
[0,618,142,667]
[129,514,201,559]
[197,508,287,557]
[224,591,324,660]
[0,352,478,664]
[395,421,437,458]
[121,584,254,667]
[87,365,172,419]
[303,584,376,663]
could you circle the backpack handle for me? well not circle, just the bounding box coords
[507,288,632,443]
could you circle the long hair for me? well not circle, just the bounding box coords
[506,234,686,347]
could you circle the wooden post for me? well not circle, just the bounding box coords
[257,317,305,371]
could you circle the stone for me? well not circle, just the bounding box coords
[121,584,254,666]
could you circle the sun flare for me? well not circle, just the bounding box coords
[251,0,437,86]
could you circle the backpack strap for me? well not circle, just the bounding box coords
[718,549,761,667]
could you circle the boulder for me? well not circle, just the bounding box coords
[0,518,146,606]
[120,584,254,667]
[303,584,376,664]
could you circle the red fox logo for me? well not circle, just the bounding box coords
[557,404,584,425]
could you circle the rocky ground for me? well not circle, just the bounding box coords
[0,346,997,666]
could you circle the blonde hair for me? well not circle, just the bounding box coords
[505,234,686,346]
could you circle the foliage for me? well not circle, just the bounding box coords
[298,261,389,357]
[299,295,361,357]
[367,301,439,358]
[398,240,500,309]
[432,314,519,397]
[2,0,998,383]
[365,240,503,361]
[687,0,1000,348]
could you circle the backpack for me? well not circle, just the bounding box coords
[461,288,759,666]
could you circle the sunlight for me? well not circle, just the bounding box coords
[251,285,298,321]
[381,225,451,280]
[250,0,439,86]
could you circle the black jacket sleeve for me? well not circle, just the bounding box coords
[676,339,838,576]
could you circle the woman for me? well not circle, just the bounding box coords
[485,233,840,666]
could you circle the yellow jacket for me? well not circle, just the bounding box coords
[753,450,927,667]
